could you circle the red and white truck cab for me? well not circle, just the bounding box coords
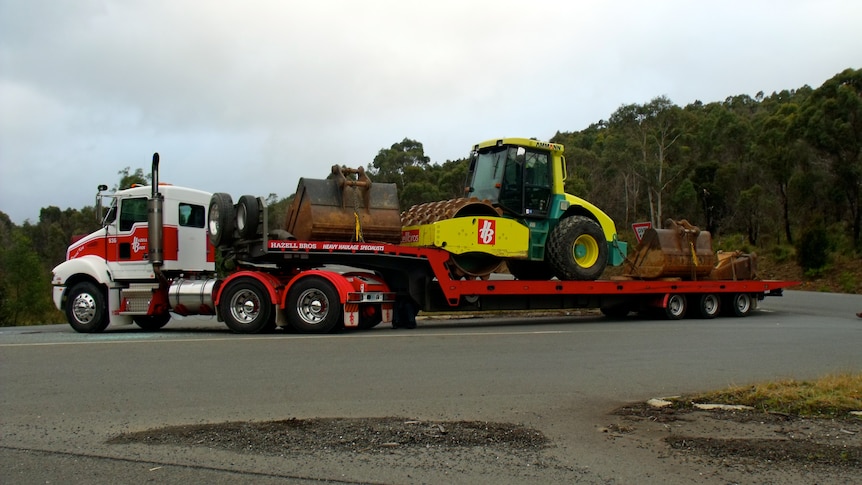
[51,157,217,332]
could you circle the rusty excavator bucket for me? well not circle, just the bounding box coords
[625,219,716,280]
[284,165,402,243]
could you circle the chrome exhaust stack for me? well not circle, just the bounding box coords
[148,152,164,267]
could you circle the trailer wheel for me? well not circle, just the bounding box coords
[220,279,273,333]
[236,195,260,240]
[547,216,608,280]
[725,293,753,317]
[208,193,235,247]
[287,277,341,333]
[664,294,687,320]
[697,294,721,319]
[66,282,109,333]
[134,314,170,331]
[506,260,555,280]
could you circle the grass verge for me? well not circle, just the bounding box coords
[681,372,862,418]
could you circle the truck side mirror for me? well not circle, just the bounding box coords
[95,184,114,225]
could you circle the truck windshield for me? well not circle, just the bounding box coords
[102,199,117,226]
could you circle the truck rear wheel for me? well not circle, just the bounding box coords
[547,216,608,280]
[358,305,383,329]
[287,276,341,333]
[220,279,273,333]
[66,282,109,333]
[209,193,235,247]
[134,314,171,331]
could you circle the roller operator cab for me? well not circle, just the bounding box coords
[465,138,626,280]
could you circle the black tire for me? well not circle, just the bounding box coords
[133,314,171,331]
[697,294,721,319]
[664,294,687,320]
[208,193,235,247]
[547,216,608,280]
[358,305,383,329]
[724,293,753,317]
[506,260,556,280]
[236,195,260,240]
[65,282,109,333]
[219,279,274,333]
[286,276,342,333]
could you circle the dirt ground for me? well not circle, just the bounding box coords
[109,406,861,483]
[609,403,861,483]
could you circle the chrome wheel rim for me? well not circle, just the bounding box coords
[229,288,261,324]
[296,288,329,325]
[71,292,96,324]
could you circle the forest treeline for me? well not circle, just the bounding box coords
[1,68,859,326]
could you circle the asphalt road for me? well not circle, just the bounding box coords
[1,290,861,484]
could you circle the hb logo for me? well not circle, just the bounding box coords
[478,219,496,245]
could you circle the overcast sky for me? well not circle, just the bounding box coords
[1,0,860,224]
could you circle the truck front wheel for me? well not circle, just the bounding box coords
[66,282,109,333]
[219,279,273,333]
[287,277,341,333]
[547,216,608,280]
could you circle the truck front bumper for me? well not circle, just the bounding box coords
[52,285,66,312]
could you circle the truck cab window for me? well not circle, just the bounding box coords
[179,203,206,228]
[119,197,148,231]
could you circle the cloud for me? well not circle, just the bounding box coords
[1,0,860,223]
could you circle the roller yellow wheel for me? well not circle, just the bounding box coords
[547,216,608,280]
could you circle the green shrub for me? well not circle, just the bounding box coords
[796,226,830,272]
[770,244,795,263]
[838,271,858,293]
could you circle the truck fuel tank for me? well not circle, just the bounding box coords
[168,278,217,316]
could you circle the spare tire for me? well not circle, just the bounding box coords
[236,195,261,240]
[209,193,235,247]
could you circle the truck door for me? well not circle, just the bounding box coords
[176,202,208,271]
[107,196,154,279]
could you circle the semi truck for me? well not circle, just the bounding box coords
[51,140,796,334]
